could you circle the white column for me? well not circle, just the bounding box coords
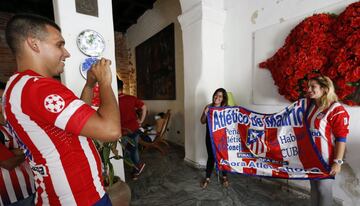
[52,0,125,180]
[178,0,226,167]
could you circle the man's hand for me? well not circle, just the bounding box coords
[89,58,112,86]
[85,69,97,89]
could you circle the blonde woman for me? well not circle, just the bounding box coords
[306,76,350,206]
[200,88,229,189]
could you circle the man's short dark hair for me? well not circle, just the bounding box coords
[117,78,124,90]
[5,13,61,55]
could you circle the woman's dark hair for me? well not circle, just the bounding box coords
[212,88,228,106]
[0,82,6,90]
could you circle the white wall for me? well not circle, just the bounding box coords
[52,0,125,181]
[224,0,360,204]
[126,0,184,145]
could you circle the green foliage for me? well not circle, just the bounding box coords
[94,135,137,187]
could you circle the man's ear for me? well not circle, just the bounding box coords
[26,37,40,53]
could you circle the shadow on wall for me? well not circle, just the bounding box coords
[340,162,360,204]
[195,90,211,162]
[169,111,184,145]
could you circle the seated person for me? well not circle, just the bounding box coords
[140,112,166,142]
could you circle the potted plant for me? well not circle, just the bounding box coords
[93,136,136,187]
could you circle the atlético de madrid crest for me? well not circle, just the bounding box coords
[44,94,65,113]
[246,129,268,156]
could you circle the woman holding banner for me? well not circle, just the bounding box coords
[306,75,349,206]
[200,88,229,189]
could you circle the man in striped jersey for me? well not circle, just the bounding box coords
[3,14,121,206]
[0,82,35,206]
[0,127,35,206]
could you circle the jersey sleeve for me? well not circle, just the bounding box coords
[23,77,95,136]
[330,106,349,140]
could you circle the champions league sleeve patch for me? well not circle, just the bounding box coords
[44,94,65,113]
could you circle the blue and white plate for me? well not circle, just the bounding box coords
[80,57,98,79]
[76,30,105,57]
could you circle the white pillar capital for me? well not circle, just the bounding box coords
[178,0,226,30]
[179,0,201,14]
[179,0,224,14]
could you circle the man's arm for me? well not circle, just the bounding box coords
[80,67,97,105]
[138,104,147,125]
[80,85,94,105]
[79,58,121,142]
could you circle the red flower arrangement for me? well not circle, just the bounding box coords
[259,1,360,105]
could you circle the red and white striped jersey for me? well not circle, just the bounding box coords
[307,100,349,165]
[0,126,35,206]
[3,70,105,206]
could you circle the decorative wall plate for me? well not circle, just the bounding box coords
[76,30,105,56]
[80,57,98,79]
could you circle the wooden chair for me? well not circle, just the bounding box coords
[139,109,171,155]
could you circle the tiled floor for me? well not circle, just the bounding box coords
[119,144,319,206]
